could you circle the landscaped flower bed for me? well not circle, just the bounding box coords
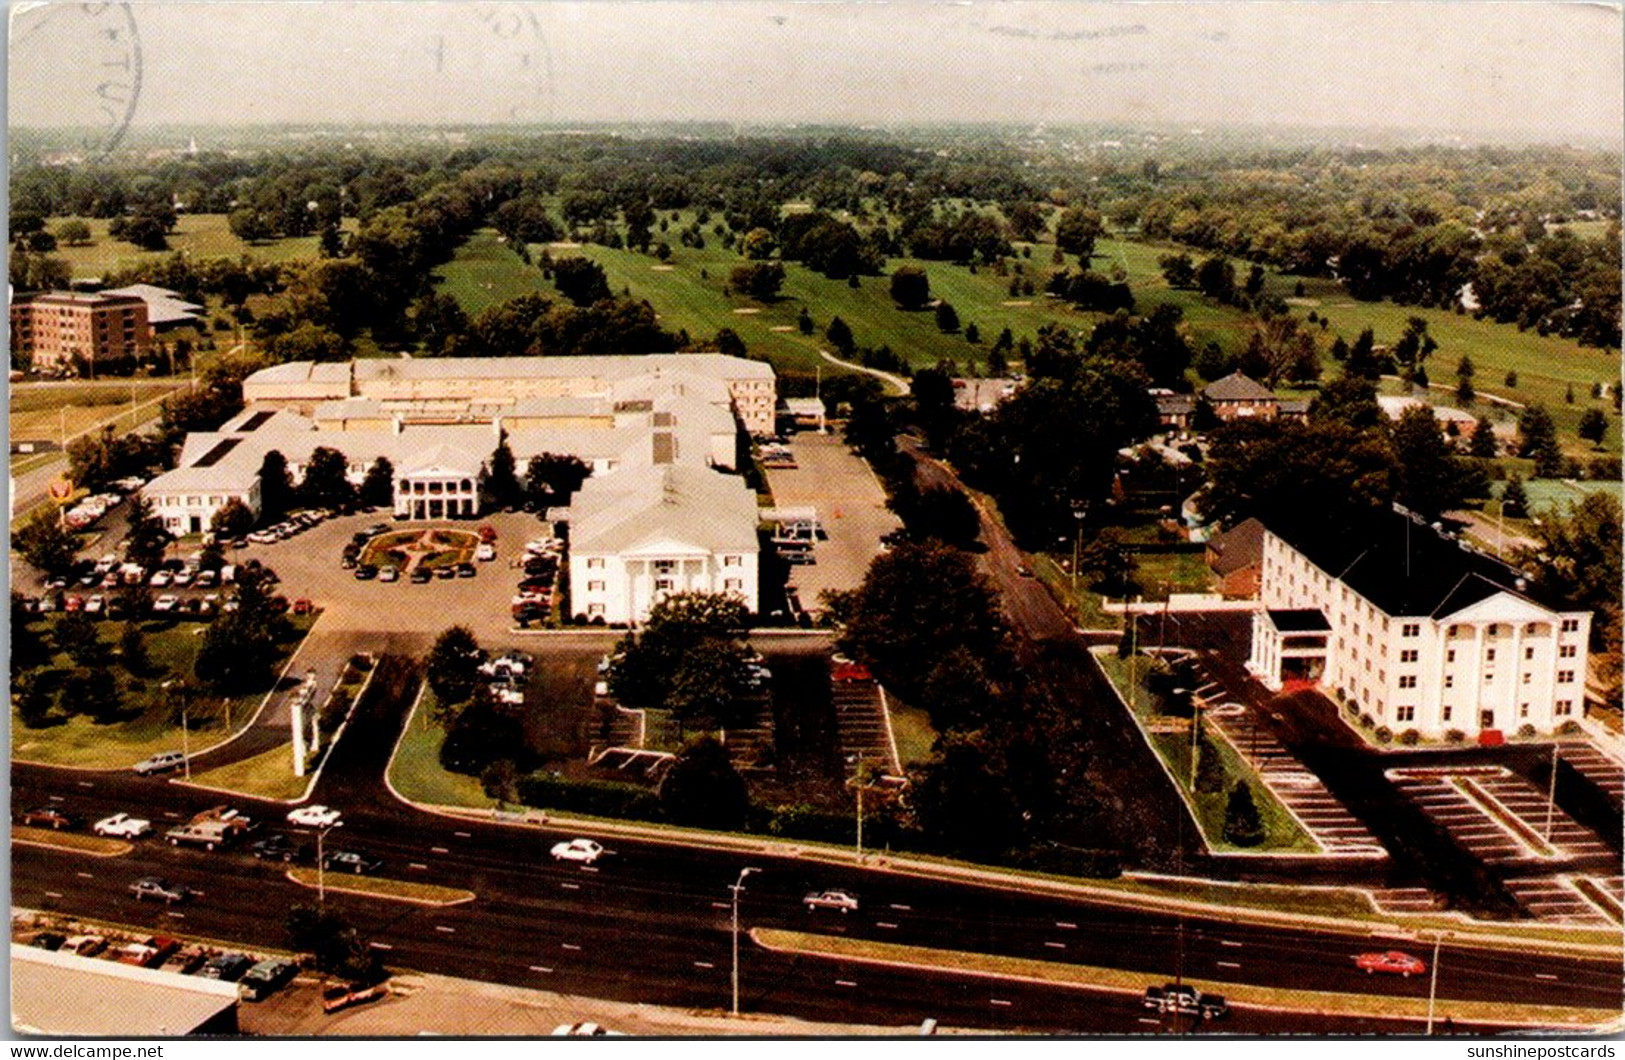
[358,528,477,570]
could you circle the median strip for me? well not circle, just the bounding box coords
[751,929,1619,1029]
[284,868,475,906]
[11,828,131,858]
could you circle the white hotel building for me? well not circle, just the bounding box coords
[1248,512,1591,739]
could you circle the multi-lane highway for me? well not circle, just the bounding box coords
[13,666,1622,1036]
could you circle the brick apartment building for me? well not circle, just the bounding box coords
[10,291,152,374]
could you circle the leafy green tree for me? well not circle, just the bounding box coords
[258,451,293,523]
[934,302,960,334]
[227,208,275,244]
[122,493,168,572]
[55,220,92,246]
[210,498,256,539]
[1079,528,1139,595]
[11,592,48,674]
[889,265,931,309]
[14,508,78,576]
[1196,256,1237,303]
[360,457,395,509]
[1455,355,1476,404]
[607,593,754,733]
[551,257,612,307]
[1344,326,1383,380]
[439,687,527,775]
[298,446,355,510]
[1158,252,1196,288]
[64,665,123,724]
[425,626,485,716]
[524,453,591,509]
[1194,729,1227,793]
[909,366,959,452]
[659,735,751,829]
[740,227,776,260]
[825,316,855,356]
[286,905,380,980]
[797,306,815,335]
[1222,782,1266,846]
[728,261,785,301]
[194,615,277,695]
[1578,408,1609,448]
[1393,406,1468,520]
[14,672,55,728]
[119,621,149,675]
[911,730,1026,860]
[905,485,981,549]
[1054,206,1105,259]
[54,610,106,669]
[264,322,350,363]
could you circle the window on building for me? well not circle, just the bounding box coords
[1522,673,1532,685]
[588,604,605,618]
[1525,646,1535,660]
[1444,676,1454,689]
[1562,618,1580,632]
[587,558,604,570]
[1400,649,1418,663]
[587,581,604,592]
[1397,706,1415,722]
[1556,700,1573,716]
[1558,670,1575,683]
[1364,660,1371,673]
[1447,649,1456,663]
[1442,705,1453,721]
[1398,676,1417,689]
[1447,624,1459,637]
[1402,623,1420,637]
[1520,703,1530,718]
[1560,645,1578,659]
[655,560,675,574]
[724,578,742,591]
[655,579,673,592]
[1365,633,1373,647]
[1486,648,1497,661]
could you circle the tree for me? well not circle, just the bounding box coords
[209,498,256,539]
[524,453,591,509]
[606,593,755,734]
[1517,405,1564,478]
[1501,475,1529,519]
[1158,252,1196,288]
[1054,206,1105,259]
[1193,729,1227,793]
[258,451,293,523]
[728,261,785,301]
[56,220,92,246]
[54,610,107,669]
[1196,256,1237,303]
[1393,406,1468,520]
[905,485,981,549]
[1222,782,1266,846]
[14,672,55,728]
[889,265,931,309]
[122,493,168,572]
[227,208,275,244]
[439,687,527,775]
[1469,415,1499,458]
[119,620,149,675]
[659,735,751,830]
[299,446,355,510]
[909,366,959,452]
[1078,528,1138,595]
[551,257,612,307]
[712,327,747,359]
[264,322,349,363]
[194,615,278,695]
[1344,326,1383,380]
[1455,355,1476,405]
[482,436,521,511]
[825,316,855,356]
[426,626,486,715]
[14,508,78,576]
[911,729,1026,859]
[360,457,395,509]
[1578,408,1609,448]
[797,306,815,335]
[740,227,776,260]
[286,905,379,980]
[934,301,960,334]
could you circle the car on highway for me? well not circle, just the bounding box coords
[239,958,298,1001]
[93,812,152,838]
[133,750,186,776]
[198,952,255,982]
[129,876,190,904]
[18,806,77,830]
[322,850,382,875]
[249,834,307,863]
[803,890,860,914]
[1143,983,1228,1019]
[550,838,604,864]
[1353,950,1428,977]
[286,805,343,829]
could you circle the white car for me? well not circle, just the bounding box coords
[149,570,172,587]
[151,595,179,613]
[550,838,604,864]
[93,812,152,838]
[286,805,343,829]
[171,569,194,587]
[803,890,860,913]
[475,543,496,562]
[551,1023,625,1037]
[492,686,525,706]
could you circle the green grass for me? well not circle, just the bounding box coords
[386,688,491,809]
[10,380,190,465]
[285,866,474,906]
[1095,652,1316,854]
[1520,477,1623,516]
[1133,550,1214,598]
[887,701,938,768]
[430,229,552,316]
[47,213,355,280]
[1031,553,1120,630]
[186,743,310,801]
[11,614,313,769]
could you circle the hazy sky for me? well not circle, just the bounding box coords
[8,1,1623,140]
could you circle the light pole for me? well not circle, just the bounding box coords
[730,867,760,1017]
[1425,932,1446,1035]
[1543,742,1559,842]
[316,822,340,906]
[163,680,192,780]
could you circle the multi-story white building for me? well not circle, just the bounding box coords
[566,465,760,624]
[1248,512,1591,739]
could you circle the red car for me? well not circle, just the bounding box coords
[477,524,498,544]
[832,661,873,683]
[1354,950,1428,977]
[292,598,313,615]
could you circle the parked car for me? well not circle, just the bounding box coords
[84,594,106,616]
[64,594,84,612]
[354,564,379,581]
[19,806,77,830]
[239,959,298,1001]
[551,1022,625,1037]
[550,838,604,864]
[129,876,190,904]
[149,570,172,588]
[475,543,497,562]
[831,661,873,683]
[63,934,108,957]
[435,565,456,580]
[286,805,343,829]
[292,598,314,615]
[410,567,433,584]
[133,750,186,776]
[322,850,381,875]
[161,945,210,975]
[803,890,860,913]
[456,562,477,578]
[198,952,255,982]
[152,594,180,614]
[28,931,67,951]
[1354,951,1428,977]
[323,980,387,1014]
[171,569,194,587]
[477,524,498,543]
[195,570,218,588]
[378,566,399,583]
[94,812,152,838]
[115,936,182,968]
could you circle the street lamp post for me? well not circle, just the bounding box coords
[1425,932,1446,1035]
[316,822,341,906]
[162,680,191,780]
[730,867,761,1017]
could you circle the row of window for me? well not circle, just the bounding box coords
[584,577,744,594]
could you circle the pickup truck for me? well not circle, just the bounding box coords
[165,819,239,851]
[1143,983,1229,1020]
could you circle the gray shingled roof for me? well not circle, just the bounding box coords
[1203,372,1276,403]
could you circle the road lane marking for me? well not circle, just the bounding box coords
[694,961,715,969]
[1137,1018,1161,1026]
[1220,940,1243,948]
[454,831,471,838]
[561,882,581,890]
[48,795,64,802]
[1536,973,1559,981]
[370,943,394,950]
[890,904,912,912]
[409,863,428,870]
[435,926,455,934]
[163,811,181,819]
[580,865,600,873]
[562,943,581,951]
[1056,921,1077,929]
[530,965,553,973]
[76,781,93,788]
[990,999,1012,1007]
[165,912,185,920]
[430,847,449,854]
[75,872,94,880]
[876,922,898,929]
[44,891,62,898]
[1044,941,1066,949]
[712,901,730,909]
[835,980,857,987]
[1217,961,1241,969]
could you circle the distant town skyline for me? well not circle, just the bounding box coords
[8,1,1623,143]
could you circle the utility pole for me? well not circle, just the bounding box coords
[730,867,760,1017]
[1543,742,1559,842]
[1425,933,1444,1035]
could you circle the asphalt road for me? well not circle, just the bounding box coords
[13,660,1622,1035]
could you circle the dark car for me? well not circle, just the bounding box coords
[240,958,298,1001]
[28,932,66,951]
[249,834,307,863]
[198,952,255,982]
[456,562,476,578]
[409,567,432,584]
[323,850,382,875]
[19,806,77,830]
[435,565,456,580]
[1147,983,1228,1020]
[354,565,378,581]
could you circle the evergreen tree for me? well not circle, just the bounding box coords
[258,450,293,522]
[1578,408,1609,448]
[360,457,395,509]
[825,316,855,356]
[1455,355,1476,405]
[1222,782,1265,846]
[482,435,521,511]
[1501,475,1529,519]
[1469,415,1499,458]
[1517,405,1564,478]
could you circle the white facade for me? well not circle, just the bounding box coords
[1249,525,1591,738]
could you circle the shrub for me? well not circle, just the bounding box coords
[1558,720,1582,735]
[1445,728,1466,743]
[1398,729,1421,745]
[514,774,661,821]
[1374,725,1393,744]
[1358,712,1376,729]
[1517,723,1537,738]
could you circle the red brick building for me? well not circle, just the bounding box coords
[10,291,152,375]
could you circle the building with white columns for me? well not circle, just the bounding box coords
[1248,510,1591,739]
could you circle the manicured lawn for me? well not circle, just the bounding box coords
[46,213,354,280]
[285,866,474,905]
[359,528,476,571]
[386,688,490,809]
[430,228,552,316]
[187,744,310,801]
[887,701,937,768]
[9,381,190,472]
[11,613,315,769]
[1133,549,1214,598]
